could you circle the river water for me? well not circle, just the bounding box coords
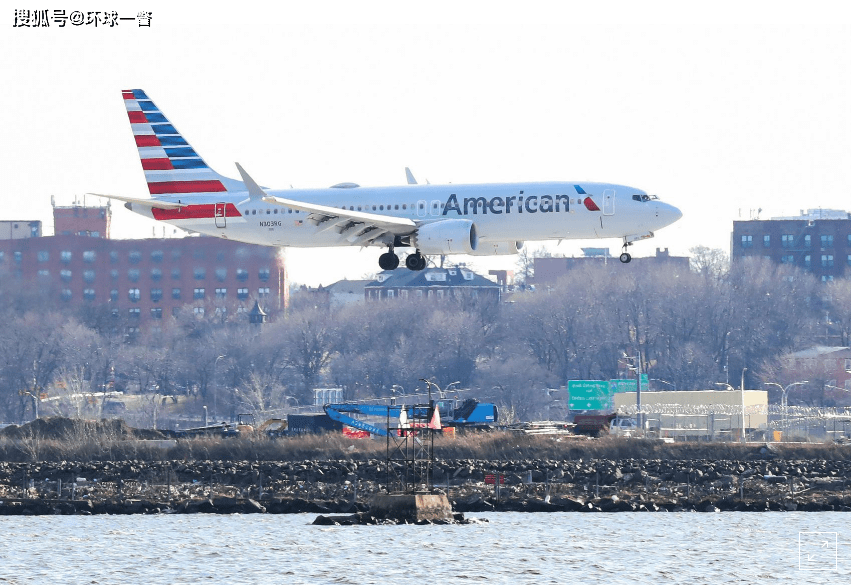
[1,512,849,584]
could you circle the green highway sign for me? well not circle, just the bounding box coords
[568,380,612,410]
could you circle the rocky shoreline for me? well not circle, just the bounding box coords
[2,454,850,516]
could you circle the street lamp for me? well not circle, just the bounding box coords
[213,355,226,421]
[651,379,676,390]
[622,352,643,429]
[764,381,808,429]
[740,368,747,444]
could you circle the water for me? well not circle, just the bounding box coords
[1,512,850,584]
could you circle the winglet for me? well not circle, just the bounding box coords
[405,167,417,185]
[234,162,267,201]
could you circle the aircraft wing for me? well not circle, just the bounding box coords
[236,163,418,246]
[86,192,186,210]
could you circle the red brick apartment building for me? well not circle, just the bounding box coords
[0,204,287,333]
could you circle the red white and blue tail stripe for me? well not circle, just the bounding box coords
[121,89,240,197]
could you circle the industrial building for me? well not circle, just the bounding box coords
[614,390,769,441]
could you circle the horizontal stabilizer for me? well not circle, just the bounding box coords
[85,192,185,210]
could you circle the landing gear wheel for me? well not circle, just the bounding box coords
[378,251,400,270]
[619,252,632,263]
[406,252,427,271]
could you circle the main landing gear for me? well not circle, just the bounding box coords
[405,251,427,271]
[378,248,427,271]
[378,249,400,270]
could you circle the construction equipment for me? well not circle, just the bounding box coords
[323,398,497,437]
[572,413,618,436]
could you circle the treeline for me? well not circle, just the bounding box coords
[2,249,850,424]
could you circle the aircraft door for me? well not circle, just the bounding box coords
[602,189,615,216]
[214,202,227,228]
[417,200,427,218]
[430,200,442,216]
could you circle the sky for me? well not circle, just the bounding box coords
[4,1,851,286]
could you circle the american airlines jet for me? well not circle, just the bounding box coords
[95,90,682,271]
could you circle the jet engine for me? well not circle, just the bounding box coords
[468,241,524,255]
[413,219,478,255]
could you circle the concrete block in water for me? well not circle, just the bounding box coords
[369,493,452,522]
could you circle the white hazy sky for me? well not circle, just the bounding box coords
[4,1,851,286]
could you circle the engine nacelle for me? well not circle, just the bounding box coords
[468,241,524,256]
[413,219,478,255]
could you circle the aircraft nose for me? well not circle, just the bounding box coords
[657,202,683,227]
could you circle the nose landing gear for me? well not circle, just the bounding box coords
[620,240,632,263]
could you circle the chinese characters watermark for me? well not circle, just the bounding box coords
[12,10,152,27]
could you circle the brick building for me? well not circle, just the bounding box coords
[0,205,287,333]
[731,209,851,282]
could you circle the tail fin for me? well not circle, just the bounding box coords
[121,89,242,197]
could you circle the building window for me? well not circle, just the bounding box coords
[781,234,794,248]
[60,269,72,282]
[171,268,181,280]
[822,275,835,282]
[215,268,227,282]
[763,235,770,247]
[14,251,22,264]
[822,254,834,268]
[110,289,118,302]
[129,308,141,319]
[781,255,794,264]
[258,287,270,297]
[128,288,141,302]
[804,234,811,248]
[172,288,181,300]
[844,358,851,372]
[193,249,205,260]
[236,269,249,281]
[151,288,163,302]
[151,308,163,319]
[129,250,141,264]
[194,267,206,280]
[110,251,118,263]
[61,289,72,301]
[83,270,95,283]
[741,235,753,248]
[83,289,95,301]
[847,254,851,266]
[128,269,140,282]
[172,307,181,317]
[37,251,49,262]
[37,269,50,278]
[821,234,834,248]
[387,290,395,298]
[194,306,205,316]
[258,268,270,281]
[151,250,164,262]
[194,287,205,299]
[151,268,162,281]
[237,287,249,300]
[61,250,72,263]
[83,251,96,263]
[804,255,811,268]
[215,288,227,299]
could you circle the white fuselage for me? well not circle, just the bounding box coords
[132,181,681,249]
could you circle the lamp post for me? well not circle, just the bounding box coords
[764,381,808,430]
[740,368,748,443]
[213,355,226,422]
[622,352,642,429]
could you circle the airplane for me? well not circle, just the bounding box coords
[92,89,682,271]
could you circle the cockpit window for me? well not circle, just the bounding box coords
[632,194,658,202]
